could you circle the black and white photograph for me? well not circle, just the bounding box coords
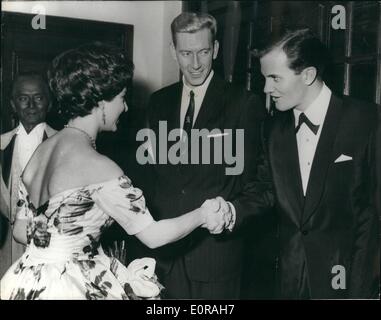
[0,0,380,305]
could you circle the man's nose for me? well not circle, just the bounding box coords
[263,80,273,94]
[26,98,35,108]
[192,54,201,70]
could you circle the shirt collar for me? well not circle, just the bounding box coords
[16,122,46,137]
[182,70,214,98]
[294,83,332,127]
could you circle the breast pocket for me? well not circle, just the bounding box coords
[328,160,355,198]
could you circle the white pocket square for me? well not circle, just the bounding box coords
[207,132,230,138]
[334,154,353,163]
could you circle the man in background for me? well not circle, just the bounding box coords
[0,72,56,278]
[141,12,266,299]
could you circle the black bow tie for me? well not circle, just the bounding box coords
[295,113,320,135]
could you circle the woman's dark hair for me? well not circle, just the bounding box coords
[48,42,134,122]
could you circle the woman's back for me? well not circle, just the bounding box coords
[2,136,157,299]
[22,129,123,208]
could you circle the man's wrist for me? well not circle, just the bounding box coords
[226,202,236,232]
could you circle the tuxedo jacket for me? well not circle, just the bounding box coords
[144,75,265,282]
[0,124,56,278]
[233,94,380,299]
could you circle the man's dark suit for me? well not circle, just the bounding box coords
[145,74,265,298]
[234,94,380,299]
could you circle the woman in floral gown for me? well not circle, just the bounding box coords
[0,42,226,300]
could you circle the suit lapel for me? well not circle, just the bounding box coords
[1,134,17,189]
[193,75,225,130]
[0,131,17,216]
[9,136,22,221]
[42,130,48,141]
[277,111,305,224]
[302,95,344,224]
[45,125,56,138]
[165,82,182,132]
[0,168,11,216]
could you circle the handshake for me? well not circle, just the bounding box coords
[200,197,234,234]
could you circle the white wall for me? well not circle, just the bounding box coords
[2,1,182,104]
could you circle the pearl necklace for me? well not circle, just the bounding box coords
[64,125,97,150]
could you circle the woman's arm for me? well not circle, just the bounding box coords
[135,202,224,249]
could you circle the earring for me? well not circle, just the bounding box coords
[102,105,106,125]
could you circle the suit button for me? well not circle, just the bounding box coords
[181,189,186,195]
[301,230,309,235]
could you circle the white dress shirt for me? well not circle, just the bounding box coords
[180,70,214,133]
[16,122,46,171]
[294,83,331,195]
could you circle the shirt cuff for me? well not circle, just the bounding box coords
[226,201,236,232]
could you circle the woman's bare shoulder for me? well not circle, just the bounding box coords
[22,133,125,199]
[54,132,124,183]
[46,152,124,195]
[87,153,124,182]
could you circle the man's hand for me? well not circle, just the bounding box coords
[201,197,232,234]
[215,196,233,229]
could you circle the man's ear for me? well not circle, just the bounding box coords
[170,42,178,62]
[47,101,52,112]
[213,40,219,60]
[302,67,317,86]
[46,90,53,112]
[10,99,16,112]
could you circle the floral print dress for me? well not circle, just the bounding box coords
[0,175,157,300]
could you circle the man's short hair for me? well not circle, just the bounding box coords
[11,72,50,98]
[171,12,217,46]
[258,27,330,79]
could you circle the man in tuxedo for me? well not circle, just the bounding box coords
[143,12,265,299]
[229,28,379,299]
[0,73,56,278]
